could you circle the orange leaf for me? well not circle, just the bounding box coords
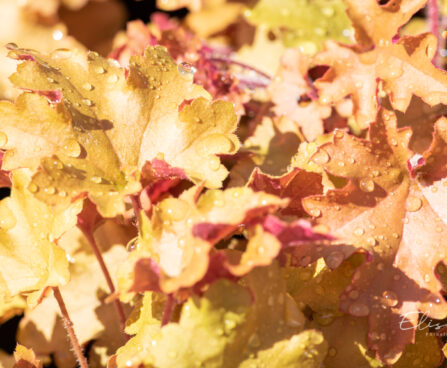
[303,110,447,364]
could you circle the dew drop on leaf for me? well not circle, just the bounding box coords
[163,198,189,221]
[208,156,220,171]
[95,66,106,74]
[348,301,370,316]
[0,206,16,230]
[309,208,321,217]
[381,290,398,307]
[360,179,375,192]
[328,347,337,357]
[407,196,422,212]
[53,49,73,60]
[349,290,359,299]
[0,131,8,148]
[5,42,18,50]
[82,82,93,91]
[126,237,138,252]
[321,6,334,17]
[334,130,344,139]
[177,62,197,77]
[311,149,330,165]
[224,318,237,332]
[354,227,365,236]
[201,135,234,154]
[367,237,377,246]
[44,186,56,195]
[63,139,81,158]
[90,176,102,184]
[28,183,38,193]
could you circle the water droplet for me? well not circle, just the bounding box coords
[44,186,56,195]
[224,318,236,331]
[321,6,334,17]
[360,179,375,192]
[162,198,189,221]
[52,48,72,59]
[63,139,81,158]
[0,207,16,230]
[95,66,105,74]
[424,274,430,282]
[58,190,67,197]
[126,237,138,252]
[83,98,93,106]
[28,183,38,193]
[349,290,359,299]
[328,347,337,357]
[348,302,370,316]
[52,30,63,41]
[178,62,197,77]
[82,82,93,91]
[309,208,321,217]
[407,196,422,212]
[0,131,8,148]
[312,149,330,165]
[5,42,18,50]
[381,290,398,307]
[200,135,234,154]
[53,159,63,170]
[334,130,344,139]
[326,251,344,269]
[367,237,377,246]
[208,156,220,171]
[90,176,102,184]
[354,227,365,236]
[376,262,385,271]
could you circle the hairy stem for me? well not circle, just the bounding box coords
[78,225,129,339]
[53,287,89,368]
[428,0,442,67]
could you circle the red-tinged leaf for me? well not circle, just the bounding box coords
[268,49,331,141]
[303,110,447,364]
[139,159,189,209]
[248,167,323,218]
[262,215,350,270]
[314,33,447,128]
[344,0,428,48]
[118,187,287,295]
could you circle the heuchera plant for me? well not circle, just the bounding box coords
[4,0,447,367]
